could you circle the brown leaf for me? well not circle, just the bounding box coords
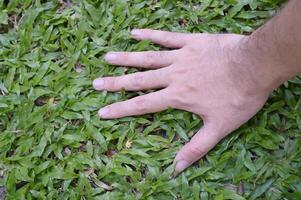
[237,181,244,195]
[34,96,49,106]
[84,168,94,176]
[105,149,117,157]
[63,147,71,156]
[74,62,84,73]
[0,186,5,200]
[93,179,113,191]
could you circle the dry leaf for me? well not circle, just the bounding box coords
[93,179,113,191]
[125,140,132,148]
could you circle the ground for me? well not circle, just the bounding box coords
[1,0,301,199]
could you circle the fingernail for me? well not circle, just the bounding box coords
[174,160,190,176]
[131,29,142,37]
[98,107,109,118]
[105,53,117,62]
[93,79,104,90]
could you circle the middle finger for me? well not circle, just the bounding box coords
[93,67,170,91]
[104,50,178,68]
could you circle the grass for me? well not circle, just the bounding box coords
[1,0,301,199]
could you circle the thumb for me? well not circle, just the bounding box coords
[173,124,224,177]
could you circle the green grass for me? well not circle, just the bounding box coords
[1,0,301,199]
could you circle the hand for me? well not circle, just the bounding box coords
[93,29,270,176]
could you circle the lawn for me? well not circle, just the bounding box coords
[1,0,301,199]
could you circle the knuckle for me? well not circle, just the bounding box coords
[131,73,145,89]
[134,97,148,113]
[105,77,117,90]
[151,70,162,81]
[146,51,158,59]
[145,51,164,67]
[228,88,252,110]
[170,95,184,107]
[123,52,131,63]
[162,33,176,46]
[230,95,245,109]
[172,66,188,77]
[105,105,118,117]
[168,85,195,109]
[182,45,199,55]
[187,145,207,158]
[183,45,193,51]
[169,90,188,108]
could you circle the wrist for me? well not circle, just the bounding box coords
[236,35,288,94]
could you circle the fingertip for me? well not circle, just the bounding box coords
[98,107,110,118]
[171,160,190,178]
[104,53,117,63]
[131,29,143,39]
[93,78,104,90]
[175,160,190,174]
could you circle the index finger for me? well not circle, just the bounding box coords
[131,29,194,48]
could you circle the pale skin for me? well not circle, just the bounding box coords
[93,0,301,176]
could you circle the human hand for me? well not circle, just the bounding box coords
[93,29,271,176]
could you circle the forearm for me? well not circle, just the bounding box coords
[241,0,301,92]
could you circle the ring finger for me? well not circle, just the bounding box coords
[93,67,171,91]
[98,88,172,118]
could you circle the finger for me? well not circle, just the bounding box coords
[104,50,177,68]
[131,29,193,48]
[93,68,169,91]
[98,89,170,119]
[173,124,224,177]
